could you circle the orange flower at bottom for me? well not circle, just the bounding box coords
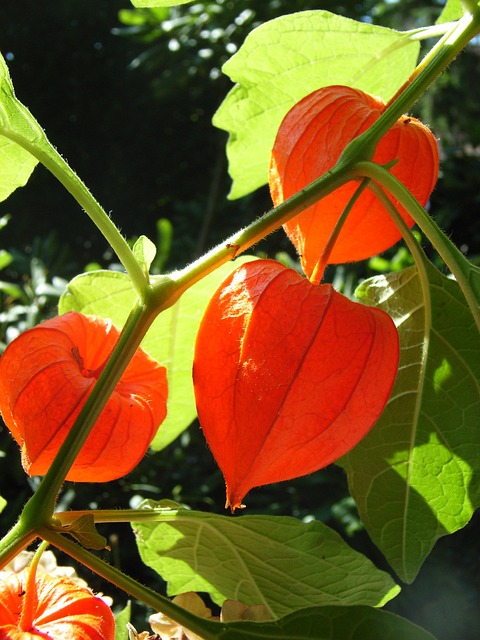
[0,570,114,640]
[0,312,168,482]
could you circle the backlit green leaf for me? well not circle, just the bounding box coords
[59,257,257,450]
[133,235,157,276]
[342,263,480,582]
[436,0,464,24]
[132,501,399,619]
[213,11,420,199]
[0,55,40,201]
[60,514,108,551]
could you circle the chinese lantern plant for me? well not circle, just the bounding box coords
[0,4,479,640]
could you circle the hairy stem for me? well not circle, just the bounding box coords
[353,161,480,331]
[39,528,223,640]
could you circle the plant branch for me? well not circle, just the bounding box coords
[310,178,370,285]
[39,528,223,640]
[156,163,353,301]
[0,521,38,571]
[353,161,480,331]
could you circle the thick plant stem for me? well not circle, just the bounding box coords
[158,163,352,301]
[39,528,223,640]
[353,161,480,331]
[0,521,38,571]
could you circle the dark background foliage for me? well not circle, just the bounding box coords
[0,1,479,638]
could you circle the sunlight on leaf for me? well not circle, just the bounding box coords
[59,257,257,450]
[213,11,420,199]
[0,55,40,202]
[132,501,399,620]
[341,263,480,583]
[133,235,157,276]
[436,0,464,24]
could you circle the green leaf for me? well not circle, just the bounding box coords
[59,257,257,450]
[0,54,43,201]
[0,250,12,271]
[0,495,6,514]
[132,502,399,619]
[341,263,480,583]
[132,235,157,276]
[114,601,131,640]
[166,605,438,640]
[436,0,465,23]
[0,138,38,203]
[60,514,108,550]
[131,0,194,6]
[213,11,420,200]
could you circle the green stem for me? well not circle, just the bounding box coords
[0,128,147,296]
[310,178,370,284]
[0,520,38,571]
[54,507,181,525]
[368,181,433,317]
[353,161,480,331]
[39,528,223,640]
[153,163,352,301]
[339,10,480,167]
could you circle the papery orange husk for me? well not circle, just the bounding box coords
[0,311,167,482]
[0,570,114,640]
[269,85,439,274]
[193,260,399,510]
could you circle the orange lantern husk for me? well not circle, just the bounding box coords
[0,311,168,482]
[0,569,114,640]
[269,85,439,275]
[193,260,399,510]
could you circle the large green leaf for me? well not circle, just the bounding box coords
[341,263,480,582]
[59,257,257,450]
[154,605,437,640]
[0,55,40,201]
[213,11,420,200]
[132,501,399,619]
[196,605,437,640]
